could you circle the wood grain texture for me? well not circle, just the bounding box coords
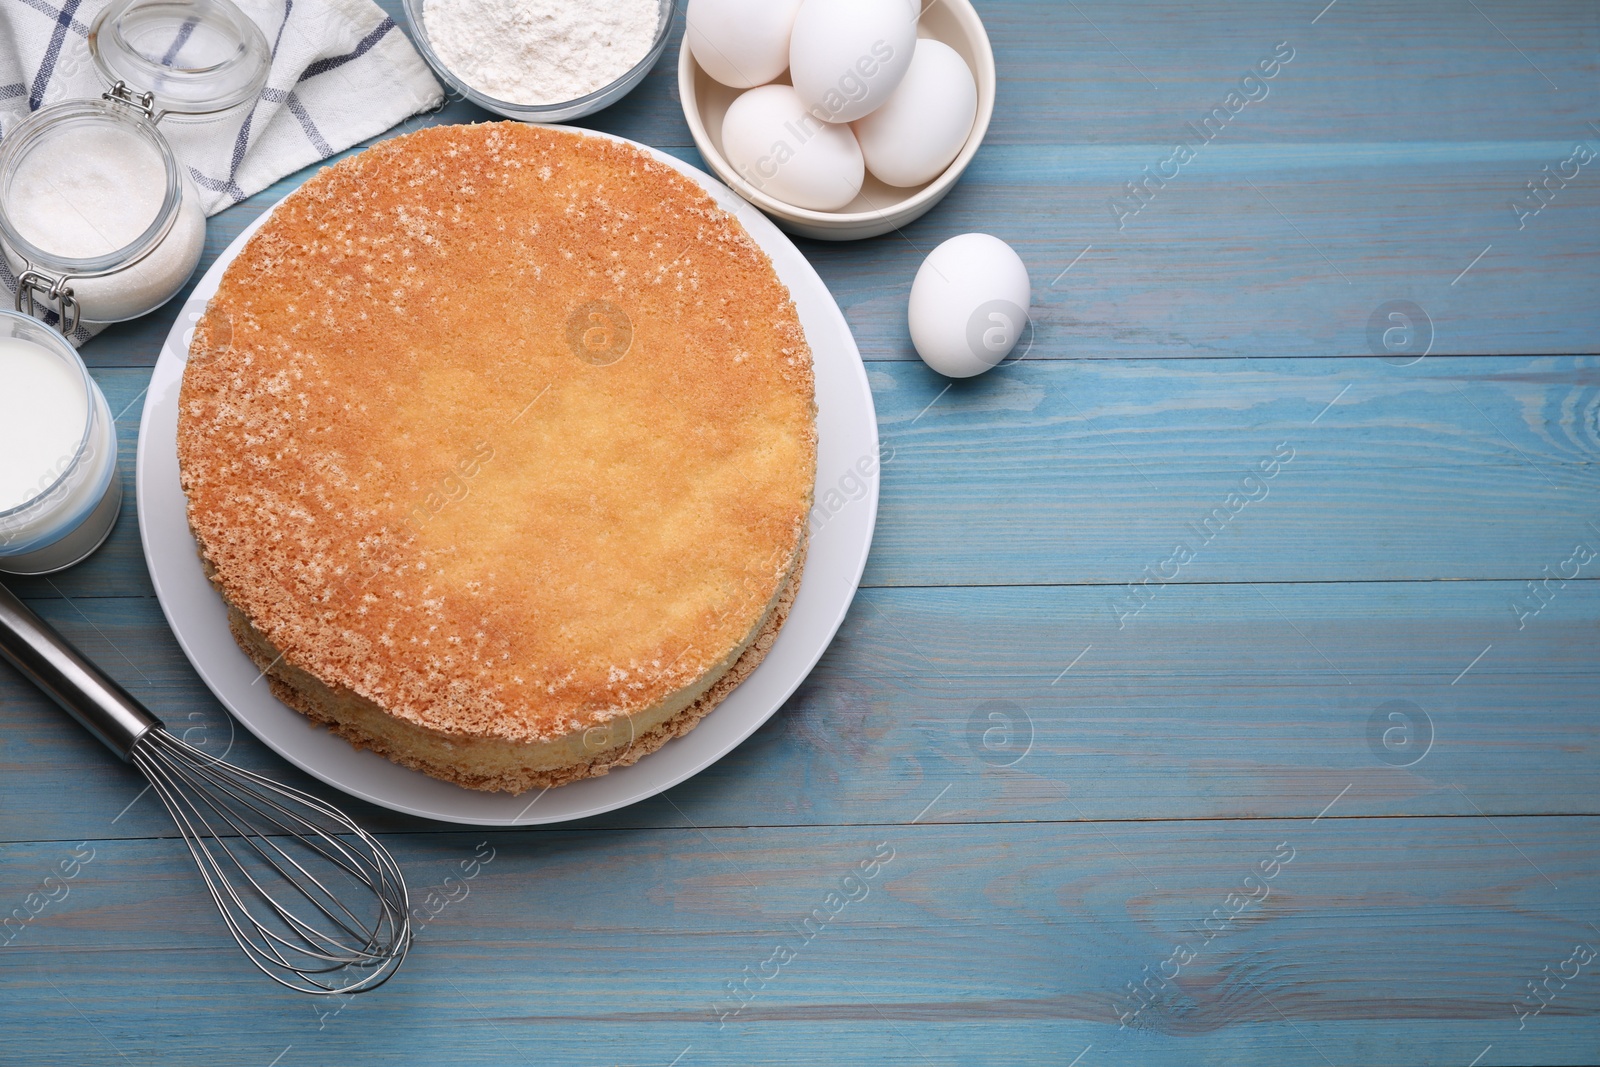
[3,579,1597,841]
[3,0,1598,1064]
[1,821,1597,1066]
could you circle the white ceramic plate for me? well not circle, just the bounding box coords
[136,131,878,826]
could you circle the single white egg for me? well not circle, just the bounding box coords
[686,0,805,89]
[908,234,1032,378]
[789,0,917,124]
[853,39,977,188]
[721,84,865,211]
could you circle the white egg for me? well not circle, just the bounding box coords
[686,0,805,89]
[908,234,1032,378]
[721,84,865,211]
[853,39,976,188]
[789,0,917,124]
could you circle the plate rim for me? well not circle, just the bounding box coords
[135,126,878,826]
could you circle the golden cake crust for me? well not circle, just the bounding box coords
[229,550,802,793]
[177,124,816,789]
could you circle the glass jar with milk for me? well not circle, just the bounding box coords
[0,0,268,331]
[0,310,120,573]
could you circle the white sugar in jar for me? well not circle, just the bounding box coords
[0,103,205,326]
[0,310,121,574]
[0,0,268,331]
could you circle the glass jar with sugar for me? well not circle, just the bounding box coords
[0,0,269,332]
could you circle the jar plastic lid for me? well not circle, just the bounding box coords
[89,0,270,117]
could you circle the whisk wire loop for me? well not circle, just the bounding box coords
[131,728,412,994]
[153,741,385,948]
[138,744,364,973]
[0,584,412,996]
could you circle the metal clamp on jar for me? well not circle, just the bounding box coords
[0,0,269,331]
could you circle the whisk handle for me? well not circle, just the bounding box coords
[0,582,161,760]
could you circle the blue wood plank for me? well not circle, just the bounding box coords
[1,819,1596,1065]
[4,578,1596,841]
[977,0,1600,146]
[862,354,1600,586]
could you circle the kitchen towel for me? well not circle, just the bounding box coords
[0,0,445,342]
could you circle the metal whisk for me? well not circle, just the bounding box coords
[0,583,411,994]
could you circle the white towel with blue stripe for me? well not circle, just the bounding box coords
[1,0,443,212]
[0,0,443,337]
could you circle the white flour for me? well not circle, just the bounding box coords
[424,0,661,105]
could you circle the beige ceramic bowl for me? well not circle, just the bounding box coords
[678,0,996,241]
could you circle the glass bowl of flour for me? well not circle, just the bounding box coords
[406,0,676,122]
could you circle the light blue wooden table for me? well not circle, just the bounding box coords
[4,1,1599,1063]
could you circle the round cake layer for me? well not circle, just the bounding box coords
[178,123,816,791]
[229,550,802,793]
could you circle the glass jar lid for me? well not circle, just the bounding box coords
[88,0,271,119]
